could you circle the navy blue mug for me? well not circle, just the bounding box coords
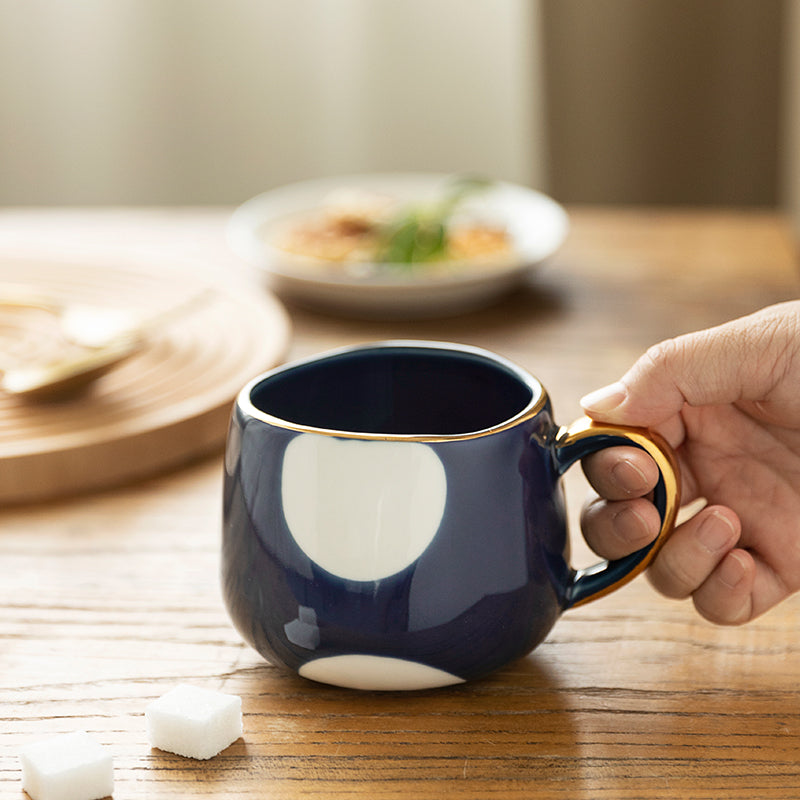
[222,342,679,690]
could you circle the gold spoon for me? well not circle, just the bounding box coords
[0,336,144,401]
[0,288,213,401]
[58,288,214,349]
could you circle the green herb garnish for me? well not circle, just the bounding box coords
[375,175,493,266]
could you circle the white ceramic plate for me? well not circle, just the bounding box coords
[227,173,569,319]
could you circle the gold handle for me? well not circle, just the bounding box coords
[554,416,681,608]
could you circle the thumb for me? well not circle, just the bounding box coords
[580,302,800,428]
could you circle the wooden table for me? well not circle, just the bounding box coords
[1,207,799,799]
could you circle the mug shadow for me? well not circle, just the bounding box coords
[187,653,584,793]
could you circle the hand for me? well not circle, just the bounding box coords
[578,301,800,625]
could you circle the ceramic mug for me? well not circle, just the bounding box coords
[222,341,679,691]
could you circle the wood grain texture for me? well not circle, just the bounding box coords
[1,207,799,799]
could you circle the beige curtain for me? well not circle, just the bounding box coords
[0,0,545,206]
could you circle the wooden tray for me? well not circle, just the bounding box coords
[0,256,291,505]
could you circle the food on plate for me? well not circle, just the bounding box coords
[272,175,514,273]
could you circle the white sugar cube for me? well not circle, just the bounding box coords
[19,731,113,800]
[145,683,242,760]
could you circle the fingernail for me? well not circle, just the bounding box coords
[697,511,738,554]
[580,382,627,415]
[717,551,748,589]
[611,458,650,496]
[613,506,650,547]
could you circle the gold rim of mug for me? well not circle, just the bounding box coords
[236,340,548,442]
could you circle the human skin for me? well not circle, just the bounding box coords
[579,301,800,625]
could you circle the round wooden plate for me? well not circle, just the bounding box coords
[0,256,291,505]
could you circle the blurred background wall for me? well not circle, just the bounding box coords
[541,0,783,206]
[0,0,542,205]
[784,0,800,231]
[0,0,796,222]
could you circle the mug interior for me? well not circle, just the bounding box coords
[248,344,538,436]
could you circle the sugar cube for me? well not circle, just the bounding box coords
[145,683,242,760]
[19,731,114,800]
